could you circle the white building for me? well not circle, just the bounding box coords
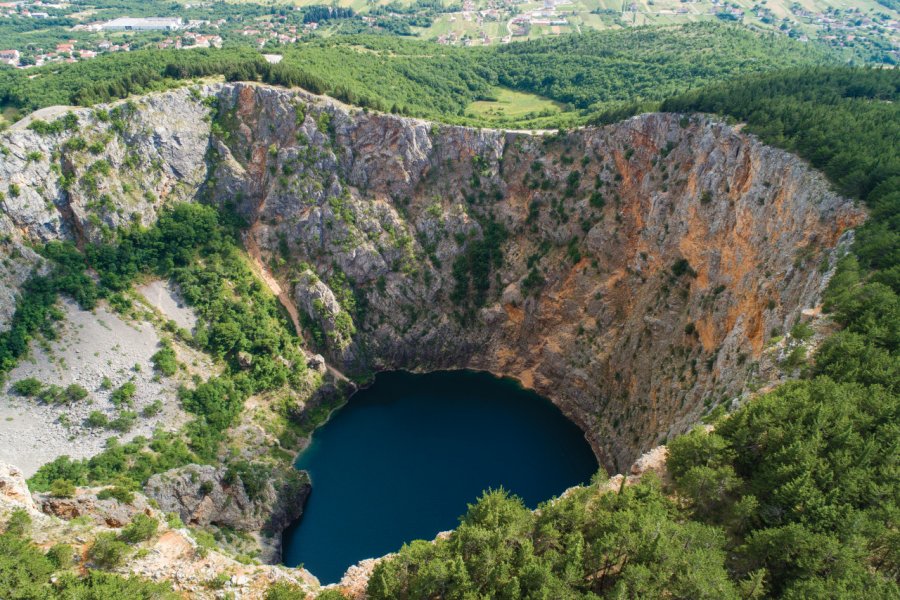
[102,17,182,31]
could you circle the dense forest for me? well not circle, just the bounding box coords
[0,23,836,127]
[486,25,833,110]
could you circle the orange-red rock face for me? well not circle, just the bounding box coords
[210,84,863,471]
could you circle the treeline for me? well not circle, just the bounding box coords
[0,46,340,115]
[274,36,495,116]
[0,47,261,111]
[303,5,354,23]
[1,22,837,127]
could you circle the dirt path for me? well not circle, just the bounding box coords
[242,229,352,384]
[244,229,303,336]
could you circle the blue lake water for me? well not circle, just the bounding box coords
[281,369,599,583]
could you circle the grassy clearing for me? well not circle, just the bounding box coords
[467,87,565,122]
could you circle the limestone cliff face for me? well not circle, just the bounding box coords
[0,88,210,328]
[0,90,209,243]
[208,84,862,470]
[0,83,863,472]
[145,464,310,563]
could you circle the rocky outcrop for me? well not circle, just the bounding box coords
[34,488,154,528]
[0,216,47,330]
[294,270,357,362]
[0,82,864,473]
[333,557,386,600]
[144,463,310,563]
[0,463,36,511]
[0,87,210,246]
[0,461,318,598]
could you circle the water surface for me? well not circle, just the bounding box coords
[282,369,598,583]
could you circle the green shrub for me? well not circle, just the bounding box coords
[86,411,109,428]
[37,385,64,404]
[87,533,129,568]
[10,377,43,396]
[118,514,158,543]
[165,512,184,529]
[29,383,89,405]
[49,479,76,498]
[108,410,137,432]
[142,400,163,417]
[4,508,31,536]
[110,381,136,408]
[45,542,73,569]
[204,572,230,590]
[97,485,134,504]
[671,258,696,278]
[266,582,308,599]
[783,345,807,369]
[0,532,55,596]
[64,383,89,403]
[151,343,179,376]
[790,321,814,341]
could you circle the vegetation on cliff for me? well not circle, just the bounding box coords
[662,67,899,395]
[0,521,177,598]
[29,203,312,491]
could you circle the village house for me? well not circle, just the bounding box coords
[0,49,19,65]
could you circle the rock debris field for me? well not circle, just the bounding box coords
[0,286,206,475]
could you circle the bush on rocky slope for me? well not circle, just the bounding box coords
[0,529,177,599]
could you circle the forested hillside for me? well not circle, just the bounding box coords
[0,23,834,127]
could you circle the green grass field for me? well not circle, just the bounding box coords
[466,87,565,122]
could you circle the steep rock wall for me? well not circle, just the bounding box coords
[0,83,864,471]
[209,84,863,471]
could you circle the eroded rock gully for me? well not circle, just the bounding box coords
[0,82,863,473]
